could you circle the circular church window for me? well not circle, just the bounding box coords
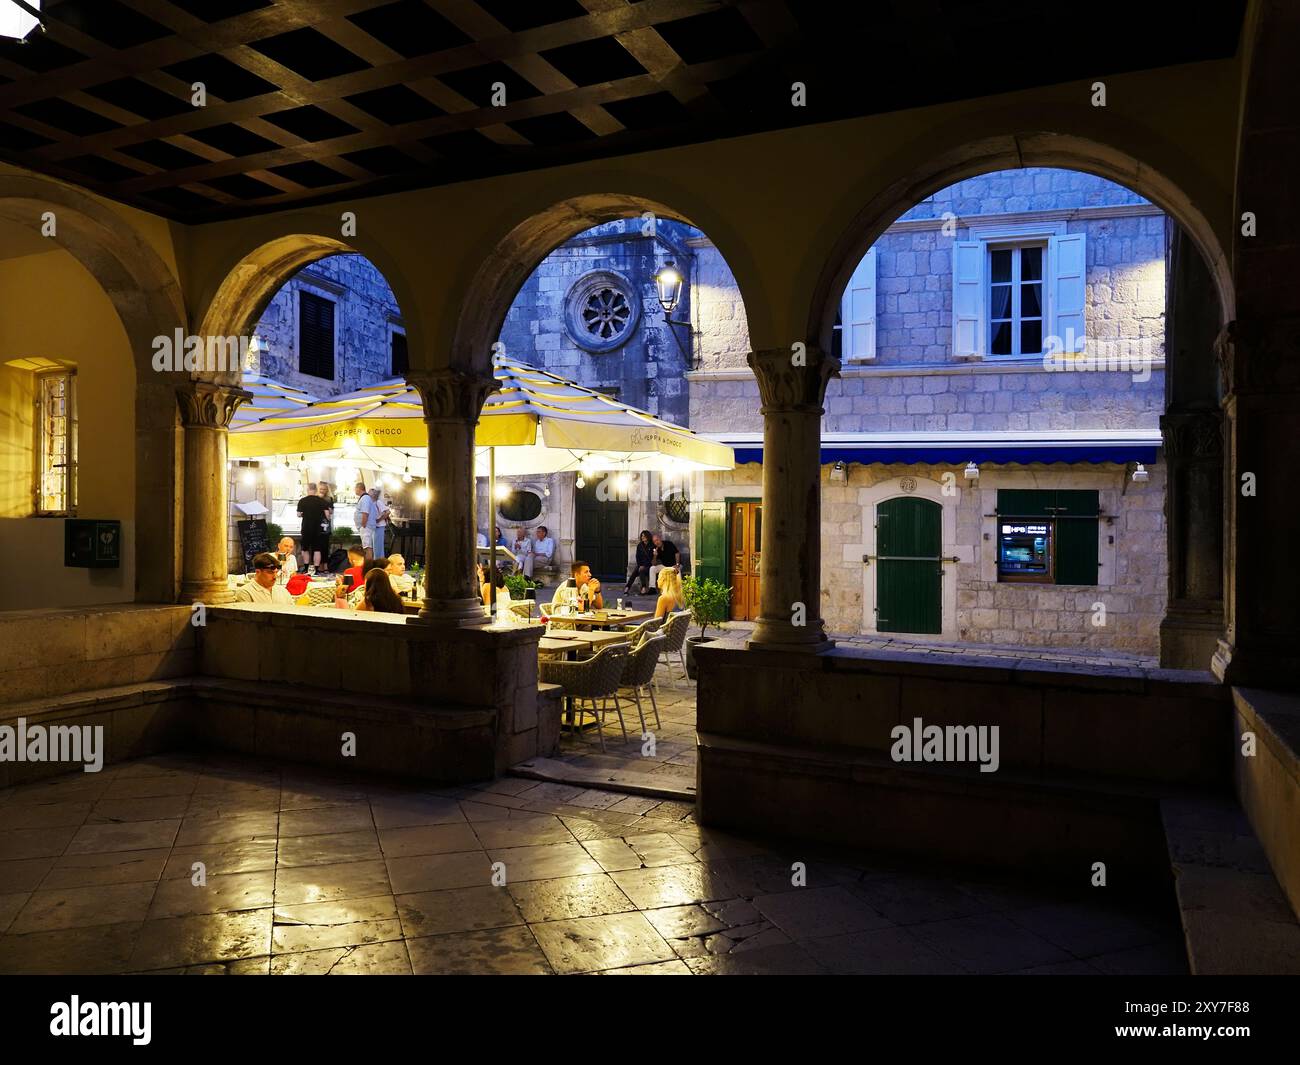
[565,271,641,353]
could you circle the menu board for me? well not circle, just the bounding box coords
[237,518,270,573]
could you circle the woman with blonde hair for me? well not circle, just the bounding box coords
[655,565,684,619]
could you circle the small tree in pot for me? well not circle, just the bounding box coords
[681,575,731,679]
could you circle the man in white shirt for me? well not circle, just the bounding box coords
[511,527,533,575]
[233,553,294,605]
[526,525,555,579]
[354,481,376,560]
[550,560,603,612]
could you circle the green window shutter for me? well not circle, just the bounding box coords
[1055,515,1099,585]
[997,489,1054,517]
[693,501,727,585]
[1052,490,1099,517]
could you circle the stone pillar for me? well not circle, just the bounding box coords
[408,369,499,625]
[1211,320,1300,688]
[177,382,249,605]
[1159,225,1225,669]
[747,346,838,653]
[1159,410,1224,668]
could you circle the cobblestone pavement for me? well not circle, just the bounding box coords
[0,752,1186,975]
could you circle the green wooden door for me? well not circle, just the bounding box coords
[574,475,628,580]
[694,501,726,585]
[876,496,942,634]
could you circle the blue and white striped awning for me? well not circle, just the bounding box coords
[705,430,1161,465]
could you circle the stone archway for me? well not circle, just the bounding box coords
[808,132,1235,352]
[806,138,1237,669]
[450,192,765,377]
[0,174,188,604]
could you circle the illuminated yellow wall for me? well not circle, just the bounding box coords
[0,247,136,609]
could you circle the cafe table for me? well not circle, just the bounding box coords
[560,609,653,628]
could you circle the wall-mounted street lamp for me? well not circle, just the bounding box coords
[1130,462,1150,483]
[1,1,42,42]
[964,461,980,481]
[653,259,696,368]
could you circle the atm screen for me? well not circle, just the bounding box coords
[998,521,1051,578]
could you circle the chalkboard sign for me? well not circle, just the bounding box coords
[237,518,270,573]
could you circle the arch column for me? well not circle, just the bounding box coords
[747,346,838,653]
[408,368,499,625]
[1211,320,1300,688]
[177,382,250,604]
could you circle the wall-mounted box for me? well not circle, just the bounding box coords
[65,519,121,568]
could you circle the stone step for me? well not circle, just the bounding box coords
[1161,796,1300,974]
[509,755,695,802]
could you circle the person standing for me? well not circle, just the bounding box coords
[297,483,330,570]
[372,485,391,561]
[354,480,377,561]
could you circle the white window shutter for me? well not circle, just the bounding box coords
[1050,233,1086,352]
[952,240,982,358]
[840,247,876,361]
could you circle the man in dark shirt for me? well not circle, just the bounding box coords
[297,483,331,570]
[650,533,679,593]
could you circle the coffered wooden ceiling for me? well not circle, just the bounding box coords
[0,0,1247,222]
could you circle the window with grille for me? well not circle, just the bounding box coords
[298,290,335,379]
[390,329,408,376]
[36,370,77,515]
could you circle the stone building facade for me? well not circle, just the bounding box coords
[689,167,1169,655]
[227,254,406,565]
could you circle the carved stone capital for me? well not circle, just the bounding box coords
[176,382,250,429]
[1215,318,1300,401]
[406,369,499,422]
[747,346,839,414]
[1160,410,1223,461]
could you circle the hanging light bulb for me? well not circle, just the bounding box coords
[494,481,512,501]
[415,486,431,504]
[240,469,256,487]
[402,461,413,484]
[575,475,586,490]
[614,471,631,494]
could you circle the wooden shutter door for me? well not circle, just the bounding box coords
[876,497,942,634]
[693,501,726,585]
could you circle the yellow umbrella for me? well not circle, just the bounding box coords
[229,353,734,473]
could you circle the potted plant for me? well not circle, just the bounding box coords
[503,572,538,601]
[681,575,731,679]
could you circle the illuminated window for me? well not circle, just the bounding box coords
[36,370,77,515]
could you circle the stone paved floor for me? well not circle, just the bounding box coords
[0,752,1186,975]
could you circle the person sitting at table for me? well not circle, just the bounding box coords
[233,552,294,605]
[476,560,511,613]
[552,560,603,612]
[354,567,405,614]
[275,536,298,580]
[342,545,366,593]
[655,565,684,619]
[386,553,415,595]
[624,530,654,595]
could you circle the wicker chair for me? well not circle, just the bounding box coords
[508,601,537,622]
[619,633,665,733]
[658,610,690,681]
[623,615,664,649]
[538,644,629,751]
